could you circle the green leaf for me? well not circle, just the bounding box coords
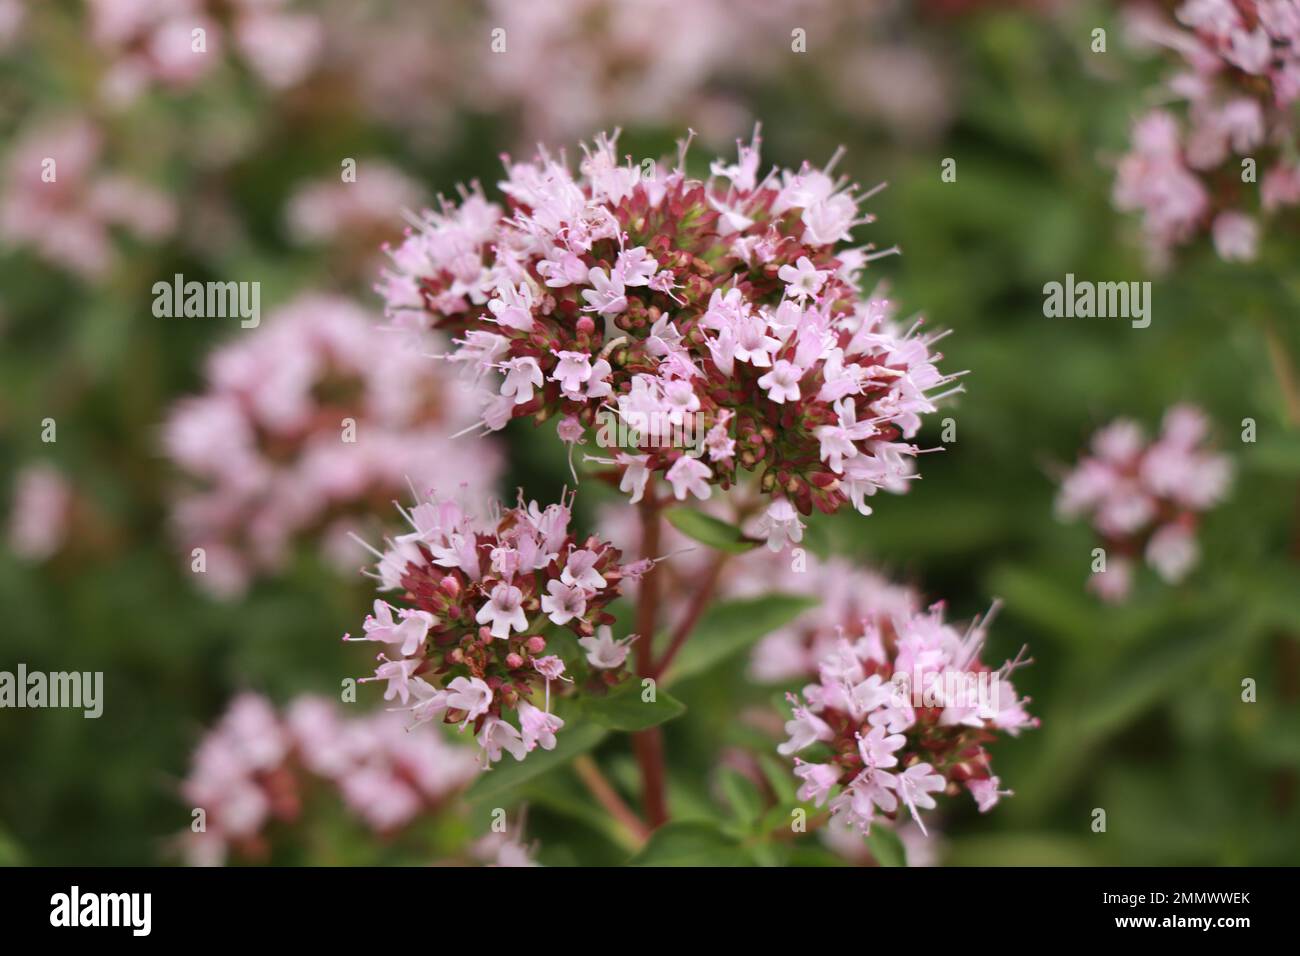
[756,752,798,805]
[666,594,818,685]
[718,768,764,827]
[582,682,686,731]
[865,827,908,868]
[466,722,607,804]
[628,821,753,866]
[664,507,758,554]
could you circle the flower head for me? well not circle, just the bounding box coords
[1115,3,1300,265]
[1056,404,1231,602]
[348,491,634,766]
[778,601,1036,835]
[378,129,954,548]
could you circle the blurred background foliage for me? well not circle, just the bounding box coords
[1,0,1297,865]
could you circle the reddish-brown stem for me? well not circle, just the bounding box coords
[632,482,670,828]
[573,755,650,845]
[651,551,728,680]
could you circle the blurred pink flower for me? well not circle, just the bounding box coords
[179,693,478,865]
[7,462,73,561]
[1116,1,1300,265]
[0,117,175,279]
[87,0,323,104]
[1057,404,1232,602]
[163,294,502,597]
[285,161,424,248]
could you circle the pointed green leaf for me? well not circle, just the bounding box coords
[582,682,686,731]
[664,507,759,554]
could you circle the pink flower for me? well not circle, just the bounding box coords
[967,776,1012,813]
[7,462,72,562]
[581,266,628,316]
[368,658,422,705]
[753,497,804,552]
[778,705,833,756]
[1145,523,1198,583]
[517,701,565,752]
[501,357,544,405]
[1089,555,1135,604]
[1114,5,1300,263]
[578,626,633,670]
[477,717,527,764]
[665,456,713,501]
[561,548,608,590]
[1057,406,1231,601]
[541,580,588,625]
[359,601,433,657]
[777,256,829,301]
[476,583,528,639]
[533,655,567,681]
[1211,212,1258,261]
[757,360,804,405]
[0,117,176,278]
[857,725,905,770]
[794,762,839,807]
[617,453,651,503]
[550,350,594,396]
[445,676,494,724]
[894,763,947,833]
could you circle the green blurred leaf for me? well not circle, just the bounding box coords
[757,752,798,805]
[865,827,908,868]
[718,769,764,827]
[582,682,686,731]
[664,507,758,554]
[628,821,752,866]
[667,594,817,685]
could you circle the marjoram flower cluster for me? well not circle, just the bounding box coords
[377,130,956,551]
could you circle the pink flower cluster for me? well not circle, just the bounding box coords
[378,130,954,550]
[87,0,323,104]
[1056,404,1233,603]
[779,602,1036,836]
[0,117,175,279]
[285,161,424,249]
[180,693,478,866]
[163,294,501,598]
[348,491,639,766]
[471,1,956,148]
[1117,0,1300,266]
